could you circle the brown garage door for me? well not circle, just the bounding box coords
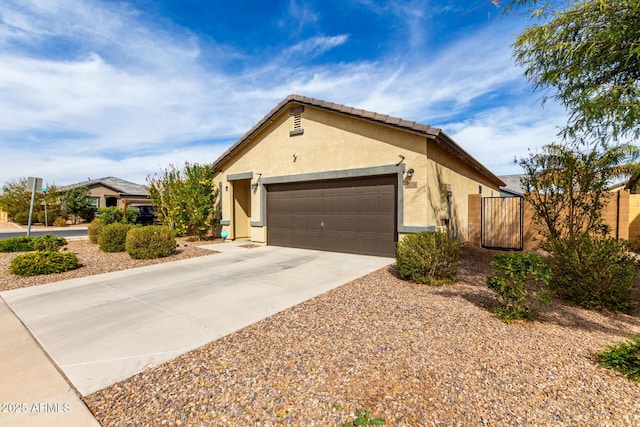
[266,175,397,257]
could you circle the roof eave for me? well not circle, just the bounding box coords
[211,95,504,189]
[211,94,440,172]
[436,131,506,188]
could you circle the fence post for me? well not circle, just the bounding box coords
[468,194,481,247]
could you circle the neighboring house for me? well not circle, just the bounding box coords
[211,94,505,257]
[62,177,150,209]
[498,174,525,197]
[608,181,627,192]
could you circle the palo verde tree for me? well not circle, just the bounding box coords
[503,0,640,311]
[505,0,640,142]
[147,162,218,239]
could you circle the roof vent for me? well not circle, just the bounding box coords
[290,106,304,136]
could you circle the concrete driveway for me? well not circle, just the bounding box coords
[1,243,392,396]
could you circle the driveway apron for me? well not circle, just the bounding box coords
[1,244,393,396]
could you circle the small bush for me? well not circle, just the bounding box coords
[125,225,176,259]
[9,251,79,276]
[14,211,30,225]
[36,211,47,225]
[78,206,97,222]
[396,231,460,286]
[53,217,68,227]
[87,219,101,244]
[0,236,34,252]
[31,234,67,251]
[597,336,640,382]
[343,408,385,426]
[37,210,66,226]
[98,223,133,252]
[548,236,638,312]
[486,252,552,322]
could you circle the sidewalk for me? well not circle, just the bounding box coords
[0,298,100,426]
[0,221,88,231]
[0,220,98,425]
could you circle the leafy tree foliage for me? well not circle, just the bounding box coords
[96,206,138,225]
[506,0,640,141]
[147,162,218,239]
[0,178,31,217]
[0,178,63,219]
[63,186,95,224]
[519,141,639,312]
[519,141,638,242]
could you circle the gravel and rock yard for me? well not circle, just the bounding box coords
[1,239,639,425]
[75,246,640,427]
[0,238,215,291]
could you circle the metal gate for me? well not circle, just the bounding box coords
[481,197,523,250]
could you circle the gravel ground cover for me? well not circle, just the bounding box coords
[83,246,640,427]
[0,238,216,291]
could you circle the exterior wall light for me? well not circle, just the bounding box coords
[251,173,262,191]
[406,168,414,178]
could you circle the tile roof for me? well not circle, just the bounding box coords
[498,174,525,195]
[211,94,504,187]
[62,176,148,196]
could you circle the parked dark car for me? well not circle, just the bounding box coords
[130,205,157,225]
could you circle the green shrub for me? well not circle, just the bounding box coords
[125,225,176,259]
[78,206,97,222]
[96,207,138,225]
[37,210,66,226]
[0,236,34,252]
[486,253,552,322]
[14,211,30,225]
[98,223,133,252]
[87,219,101,244]
[395,231,460,286]
[548,236,638,312]
[9,251,79,276]
[53,217,68,227]
[597,336,640,382]
[31,234,67,251]
[36,211,47,225]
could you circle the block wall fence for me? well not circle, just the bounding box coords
[468,190,640,251]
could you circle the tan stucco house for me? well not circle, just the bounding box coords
[63,177,150,209]
[211,95,505,257]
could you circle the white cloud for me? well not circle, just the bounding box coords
[0,0,566,186]
[286,0,319,34]
[286,35,349,57]
[445,103,567,175]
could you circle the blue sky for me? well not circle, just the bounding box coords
[0,0,567,187]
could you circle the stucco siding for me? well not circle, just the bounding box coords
[215,105,432,236]
[425,141,500,241]
[214,102,500,246]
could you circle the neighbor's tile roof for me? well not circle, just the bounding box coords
[62,176,148,196]
[211,94,505,187]
[498,174,525,195]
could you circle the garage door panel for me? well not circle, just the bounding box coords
[267,175,397,257]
